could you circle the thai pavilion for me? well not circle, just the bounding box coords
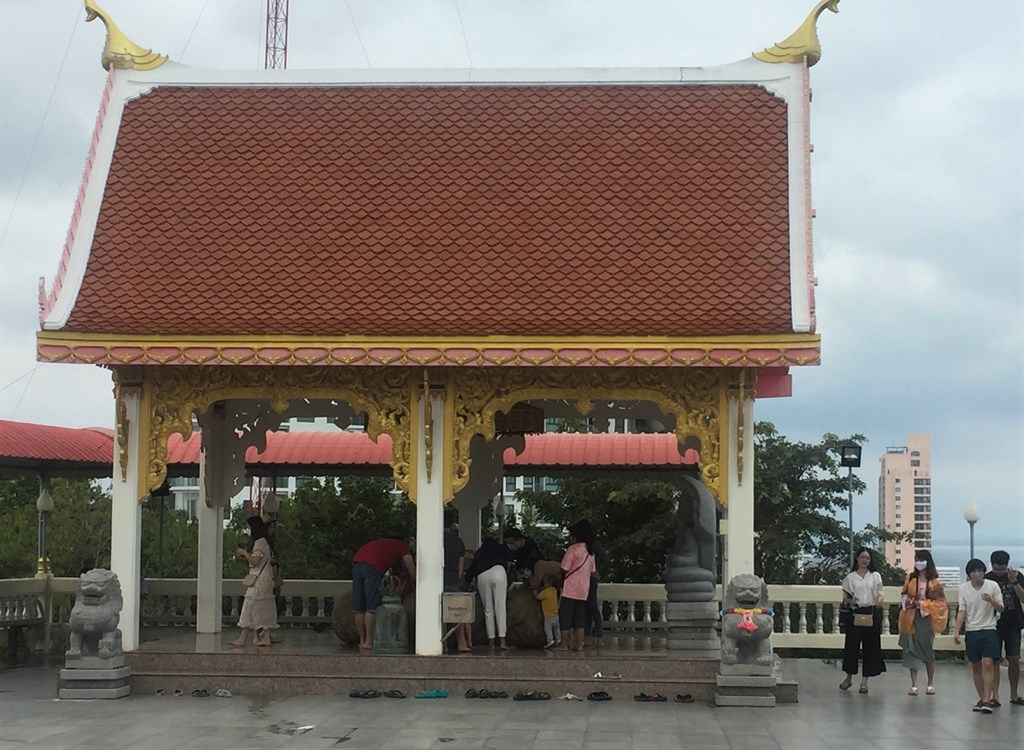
[35,1,835,655]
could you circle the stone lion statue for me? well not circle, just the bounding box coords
[720,573,774,666]
[66,569,124,660]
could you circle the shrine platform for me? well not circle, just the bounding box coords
[126,627,798,703]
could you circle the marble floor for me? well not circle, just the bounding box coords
[0,659,1021,749]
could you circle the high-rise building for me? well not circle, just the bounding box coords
[878,435,932,570]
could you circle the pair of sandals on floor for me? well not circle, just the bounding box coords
[349,689,406,699]
[465,688,510,699]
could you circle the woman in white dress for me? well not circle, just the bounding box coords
[229,516,278,648]
[840,547,886,693]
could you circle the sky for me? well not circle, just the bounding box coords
[0,1,1021,566]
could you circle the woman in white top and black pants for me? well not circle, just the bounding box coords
[840,547,886,693]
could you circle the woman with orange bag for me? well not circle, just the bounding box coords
[898,550,948,696]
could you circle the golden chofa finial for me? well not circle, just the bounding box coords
[84,0,167,71]
[753,0,840,68]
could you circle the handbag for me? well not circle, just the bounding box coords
[242,555,268,588]
[853,606,878,628]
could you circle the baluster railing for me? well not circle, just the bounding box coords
[797,603,808,634]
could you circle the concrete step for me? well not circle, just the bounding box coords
[125,651,798,703]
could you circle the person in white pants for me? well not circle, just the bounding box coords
[464,538,515,650]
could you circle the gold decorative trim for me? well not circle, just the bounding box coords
[113,374,130,482]
[448,368,726,504]
[422,371,433,483]
[126,366,416,500]
[734,368,757,485]
[753,0,840,68]
[37,332,822,369]
[85,1,168,71]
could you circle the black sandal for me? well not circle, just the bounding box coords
[587,691,612,701]
[674,693,694,703]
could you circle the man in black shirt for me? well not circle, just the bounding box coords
[986,550,1024,705]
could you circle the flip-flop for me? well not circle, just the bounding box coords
[495,691,508,699]
[514,691,536,701]
[191,689,210,697]
[908,687,919,696]
[477,689,492,699]
[558,693,582,701]
[173,689,183,697]
[674,694,694,703]
[634,693,667,702]
[415,689,448,699]
[593,672,622,679]
[926,687,936,696]
[587,691,612,701]
[464,689,479,699]
[215,689,232,698]
[154,689,164,696]
[858,686,868,694]
[384,689,406,699]
[1009,697,1024,705]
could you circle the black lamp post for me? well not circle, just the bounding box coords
[839,445,863,567]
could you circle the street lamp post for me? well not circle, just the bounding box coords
[839,445,863,566]
[963,502,981,560]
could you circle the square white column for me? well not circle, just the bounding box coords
[414,392,445,655]
[196,433,225,634]
[724,395,756,581]
[110,386,144,651]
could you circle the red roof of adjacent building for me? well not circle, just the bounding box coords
[64,83,792,337]
[0,419,114,473]
[0,420,697,475]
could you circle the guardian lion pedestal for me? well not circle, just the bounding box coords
[715,573,777,707]
[59,569,131,699]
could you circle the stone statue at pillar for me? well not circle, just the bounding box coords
[66,569,124,661]
[664,475,717,601]
[720,573,774,666]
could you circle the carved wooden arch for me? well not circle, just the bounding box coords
[115,366,416,501]
[448,368,727,503]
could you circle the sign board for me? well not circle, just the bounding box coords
[441,592,475,623]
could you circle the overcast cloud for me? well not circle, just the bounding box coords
[0,1,1021,563]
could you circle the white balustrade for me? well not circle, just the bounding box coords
[0,578,967,652]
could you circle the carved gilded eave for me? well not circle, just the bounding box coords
[116,366,415,502]
[753,0,840,68]
[448,368,726,504]
[115,364,737,507]
[85,0,168,71]
[38,332,821,368]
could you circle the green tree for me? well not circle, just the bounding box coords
[753,421,910,585]
[519,478,679,582]
[0,477,112,578]
[232,476,416,580]
[141,497,198,579]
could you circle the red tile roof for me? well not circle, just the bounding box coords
[164,430,394,468]
[505,432,698,467]
[0,420,698,475]
[65,84,792,337]
[0,419,114,473]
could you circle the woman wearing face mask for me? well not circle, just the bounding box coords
[898,550,948,695]
[228,516,278,647]
[840,548,886,693]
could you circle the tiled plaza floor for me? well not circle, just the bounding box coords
[0,659,1021,749]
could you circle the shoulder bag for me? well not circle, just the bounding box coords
[242,554,269,588]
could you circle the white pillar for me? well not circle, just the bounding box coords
[196,427,225,634]
[110,386,144,651]
[724,394,756,580]
[414,390,446,656]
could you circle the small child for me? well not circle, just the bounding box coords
[535,574,560,648]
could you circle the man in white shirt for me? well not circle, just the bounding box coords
[954,558,1005,713]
